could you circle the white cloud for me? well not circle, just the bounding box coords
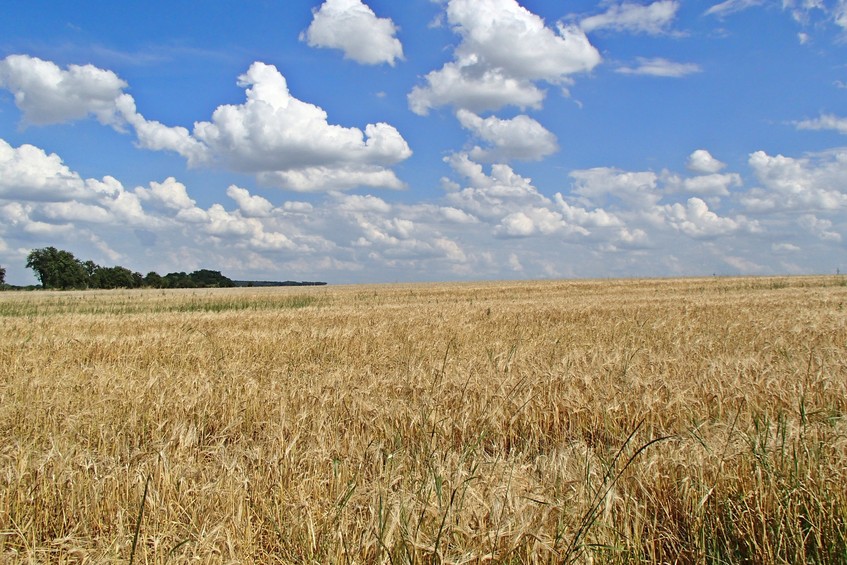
[192,62,412,191]
[257,165,406,193]
[570,167,661,210]
[456,109,558,162]
[3,135,847,285]
[0,54,127,126]
[705,0,763,17]
[442,153,643,247]
[0,139,87,201]
[335,193,392,214]
[508,253,524,271]
[302,0,404,66]
[100,186,146,224]
[497,207,567,237]
[687,149,726,174]
[664,172,742,197]
[743,149,847,212]
[39,201,113,224]
[798,213,842,241]
[283,201,314,214]
[434,237,467,262]
[0,139,155,234]
[440,206,479,224]
[772,242,801,253]
[795,113,847,134]
[616,57,701,77]
[135,177,196,211]
[662,197,754,238]
[116,95,210,166]
[408,0,601,115]
[722,254,766,273]
[336,197,470,265]
[554,194,624,228]
[836,0,847,30]
[226,185,274,218]
[0,56,412,193]
[409,64,547,115]
[784,0,828,25]
[580,1,680,35]
[443,153,552,219]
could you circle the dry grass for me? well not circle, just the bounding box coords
[1,276,846,563]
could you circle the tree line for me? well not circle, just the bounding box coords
[4,246,237,290]
[3,247,328,290]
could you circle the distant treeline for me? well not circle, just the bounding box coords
[0,246,326,290]
[234,280,327,287]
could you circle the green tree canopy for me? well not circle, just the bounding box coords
[190,269,236,288]
[26,247,88,290]
[143,271,163,288]
[90,265,143,289]
[0,265,5,286]
[22,246,241,290]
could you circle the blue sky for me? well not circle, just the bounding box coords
[2,0,846,285]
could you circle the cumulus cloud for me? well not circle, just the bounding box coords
[0,138,305,260]
[616,57,701,77]
[0,139,152,231]
[0,139,88,201]
[664,172,742,198]
[0,56,412,192]
[226,185,274,218]
[409,65,548,116]
[442,153,553,219]
[115,95,210,166]
[798,213,842,242]
[191,62,412,191]
[554,194,624,228]
[570,167,661,210]
[39,201,113,224]
[3,134,847,284]
[564,161,761,245]
[742,149,847,212]
[687,149,726,174]
[496,208,562,237]
[335,193,392,214]
[0,54,127,126]
[302,0,404,66]
[443,153,641,245]
[456,109,558,162]
[662,197,754,238]
[135,177,196,212]
[440,206,479,224]
[328,192,470,265]
[408,0,601,115]
[579,1,680,35]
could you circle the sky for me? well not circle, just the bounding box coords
[1,0,847,285]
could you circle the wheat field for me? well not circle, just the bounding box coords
[1,276,846,563]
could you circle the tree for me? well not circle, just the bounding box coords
[83,260,99,280]
[162,272,195,288]
[90,265,140,289]
[143,271,163,288]
[189,269,235,288]
[26,247,89,289]
[0,265,5,286]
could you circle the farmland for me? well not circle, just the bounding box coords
[1,276,846,563]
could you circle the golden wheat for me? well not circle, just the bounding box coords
[1,277,846,563]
